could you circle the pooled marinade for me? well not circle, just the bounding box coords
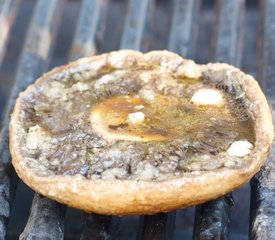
[21,64,255,181]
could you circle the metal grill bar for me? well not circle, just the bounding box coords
[21,192,66,240]
[69,0,107,61]
[193,0,245,239]
[19,194,66,240]
[193,195,234,240]
[80,213,120,240]
[168,0,201,58]
[0,0,64,239]
[120,0,154,50]
[250,0,275,239]
[81,214,120,240]
[0,0,20,66]
[137,212,176,240]
[212,0,245,66]
[0,161,18,238]
[257,0,275,97]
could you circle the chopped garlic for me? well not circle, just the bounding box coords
[101,168,127,180]
[191,89,223,105]
[127,112,145,124]
[135,163,159,180]
[94,74,115,89]
[139,89,155,102]
[44,81,66,100]
[176,61,200,78]
[139,72,151,83]
[26,125,42,150]
[134,105,144,110]
[72,82,89,91]
[227,140,253,157]
[108,51,128,68]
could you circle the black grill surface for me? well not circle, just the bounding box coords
[0,0,274,239]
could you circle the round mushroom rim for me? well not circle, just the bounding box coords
[9,50,274,215]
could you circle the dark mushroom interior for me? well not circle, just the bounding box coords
[19,60,255,180]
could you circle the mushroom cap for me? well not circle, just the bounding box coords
[10,50,274,215]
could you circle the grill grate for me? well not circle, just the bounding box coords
[0,0,274,239]
[250,0,275,239]
[20,194,66,239]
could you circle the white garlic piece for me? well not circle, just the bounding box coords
[127,112,145,124]
[227,140,253,157]
[191,89,223,106]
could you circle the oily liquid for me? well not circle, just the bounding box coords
[91,93,255,151]
[23,66,256,178]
